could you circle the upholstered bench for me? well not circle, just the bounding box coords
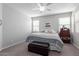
[28,41,50,56]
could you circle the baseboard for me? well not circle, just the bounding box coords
[1,40,26,51]
[73,43,79,49]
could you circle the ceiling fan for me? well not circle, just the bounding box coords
[32,3,52,12]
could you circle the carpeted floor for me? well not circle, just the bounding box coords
[0,42,79,56]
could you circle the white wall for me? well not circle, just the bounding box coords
[0,3,2,50]
[72,6,79,48]
[32,15,59,32]
[0,4,2,19]
[2,4,32,49]
[32,12,71,32]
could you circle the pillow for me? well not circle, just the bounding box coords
[45,30,48,33]
[41,29,56,34]
[51,29,56,33]
[44,29,52,33]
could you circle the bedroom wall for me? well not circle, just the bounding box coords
[72,5,79,49]
[0,3,2,50]
[32,12,71,32]
[2,4,32,49]
[32,15,59,32]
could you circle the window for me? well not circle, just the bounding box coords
[32,20,39,32]
[59,17,70,30]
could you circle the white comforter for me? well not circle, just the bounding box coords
[27,32,63,52]
[30,32,63,44]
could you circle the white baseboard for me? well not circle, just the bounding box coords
[73,43,79,49]
[0,40,26,51]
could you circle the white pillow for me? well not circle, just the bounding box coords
[51,29,56,33]
[44,29,56,33]
[45,30,48,33]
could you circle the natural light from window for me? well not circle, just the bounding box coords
[59,17,70,30]
[33,20,39,32]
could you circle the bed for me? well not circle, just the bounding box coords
[26,32,63,52]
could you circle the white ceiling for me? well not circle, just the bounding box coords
[5,3,79,17]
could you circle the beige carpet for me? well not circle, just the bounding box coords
[0,42,79,56]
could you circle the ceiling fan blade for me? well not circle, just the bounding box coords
[32,8,40,10]
[46,3,52,6]
[47,8,51,11]
[32,3,52,12]
[37,3,42,8]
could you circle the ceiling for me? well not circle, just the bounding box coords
[5,3,79,17]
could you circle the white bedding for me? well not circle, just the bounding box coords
[30,32,63,44]
[27,32,63,52]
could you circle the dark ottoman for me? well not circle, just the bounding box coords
[28,41,49,56]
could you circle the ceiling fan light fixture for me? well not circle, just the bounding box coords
[40,6,45,11]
